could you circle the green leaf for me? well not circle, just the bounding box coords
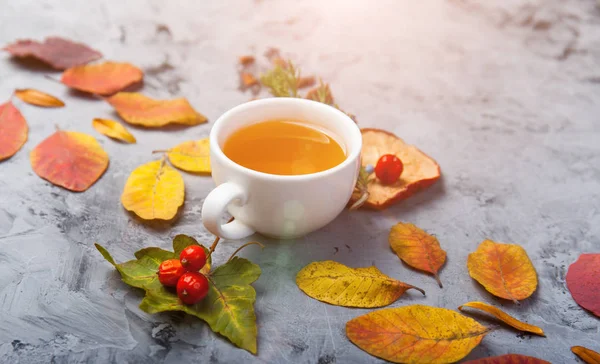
[95,243,116,266]
[172,234,200,255]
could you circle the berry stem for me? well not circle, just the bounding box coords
[227,241,265,263]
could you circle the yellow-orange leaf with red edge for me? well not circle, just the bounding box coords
[14,89,65,107]
[106,92,207,127]
[572,346,600,364]
[389,222,446,287]
[463,354,551,364]
[467,240,537,304]
[167,139,210,173]
[61,61,143,95]
[30,131,109,191]
[346,305,490,364]
[0,101,28,161]
[459,301,545,336]
[92,118,136,143]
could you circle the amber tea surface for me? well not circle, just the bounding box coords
[223,120,346,175]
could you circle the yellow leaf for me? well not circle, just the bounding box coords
[459,301,545,336]
[346,305,491,364]
[467,240,538,303]
[14,88,65,107]
[92,118,136,144]
[296,260,424,308]
[572,346,600,364]
[121,159,184,220]
[167,139,211,173]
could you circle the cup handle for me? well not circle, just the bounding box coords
[201,182,255,240]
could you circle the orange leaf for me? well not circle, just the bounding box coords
[0,101,28,161]
[572,346,600,364]
[92,118,136,143]
[467,240,538,303]
[106,92,207,127]
[351,129,441,210]
[238,55,255,66]
[61,61,143,95]
[389,222,446,287]
[30,131,109,191]
[297,75,316,89]
[241,72,258,87]
[459,301,545,336]
[463,354,551,363]
[3,37,102,70]
[14,89,65,107]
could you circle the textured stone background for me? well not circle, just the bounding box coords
[1,0,599,363]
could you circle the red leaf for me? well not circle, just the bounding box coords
[463,353,550,363]
[566,253,600,317]
[0,101,28,161]
[3,37,102,70]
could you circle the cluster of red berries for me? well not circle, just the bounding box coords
[157,245,209,305]
[375,154,404,185]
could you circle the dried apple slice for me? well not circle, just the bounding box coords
[354,128,440,210]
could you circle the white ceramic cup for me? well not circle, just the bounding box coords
[201,98,362,240]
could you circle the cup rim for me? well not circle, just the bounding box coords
[210,98,362,181]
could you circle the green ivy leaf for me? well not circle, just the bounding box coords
[94,236,260,354]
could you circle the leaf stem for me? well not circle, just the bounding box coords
[434,273,443,288]
[152,149,170,154]
[227,241,264,263]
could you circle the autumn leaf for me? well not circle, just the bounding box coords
[240,72,259,88]
[14,89,65,107]
[61,61,143,95]
[306,81,333,105]
[467,240,537,304]
[121,159,184,220]
[30,131,108,191]
[0,101,28,161]
[346,305,491,364]
[463,354,551,364]
[95,235,259,353]
[297,76,316,89]
[238,55,255,66]
[296,261,424,308]
[3,37,102,70]
[566,253,600,317]
[167,139,211,173]
[350,129,441,210]
[389,222,446,287]
[106,92,207,127]
[459,301,545,336]
[572,346,600,364]
[92,118,136,144]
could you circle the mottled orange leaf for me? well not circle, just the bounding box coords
[297,75,316,89]
[61,61,143,95]
[241,72,258,87]
[14,89,65,107]
[467,240,538,304]
[346,305,490,363]
[30,131,109,191]
[572,346,600,364]
[167,139,210,173]
[106,92,207,127]
[350,129,441,210]
[566,254,600,317]
[238,55,255,66]
[459,301,545,336]
[0,101,28,161]
[92,118,136,143]
[463,354,551,364]
[389,222,446,287]
[3,37,102,70]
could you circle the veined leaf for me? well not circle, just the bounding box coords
[572,346,600,364]
[167,139,211,173]
[0,101,28,161]
[459,301,545,336]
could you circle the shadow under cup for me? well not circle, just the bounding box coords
[203,98,362,240]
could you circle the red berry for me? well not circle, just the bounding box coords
[179,245,207,272]
[375,154,403,185]
[177,272,209,305]
[157,259,185,287]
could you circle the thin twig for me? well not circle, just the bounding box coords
[206,217,234,260]
[227,241,264,263]
[152,149,170,154]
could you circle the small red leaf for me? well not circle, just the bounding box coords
[463,353,550,363]
[566,253,600,317]
[3,37,102,70]
[0,101,28,161]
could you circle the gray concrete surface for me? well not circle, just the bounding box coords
[1,0,599,363]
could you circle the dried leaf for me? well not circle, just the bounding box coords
[121,159,184,220]
[239,55,255,66]
[92,118,136,143]
[463,354,551,364]
[241,72,259,87]
[350,129,441,210]
[572,346,600,364]
[297,76,316,89]
[306,82,333,105]
[260,62,299,97]
[467,240,538,304]
[61,61,143,95]
[14,89,65,107]
[3,37,102,70]
[296,260,424,308]
[106,92,207,127]
[167,139,210,173]
[389,222,446,287]
[0,101,28,161]
[459,301,545,336]
[566,254,600,317]
[346,305,490,363]
[30,131,109,191]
